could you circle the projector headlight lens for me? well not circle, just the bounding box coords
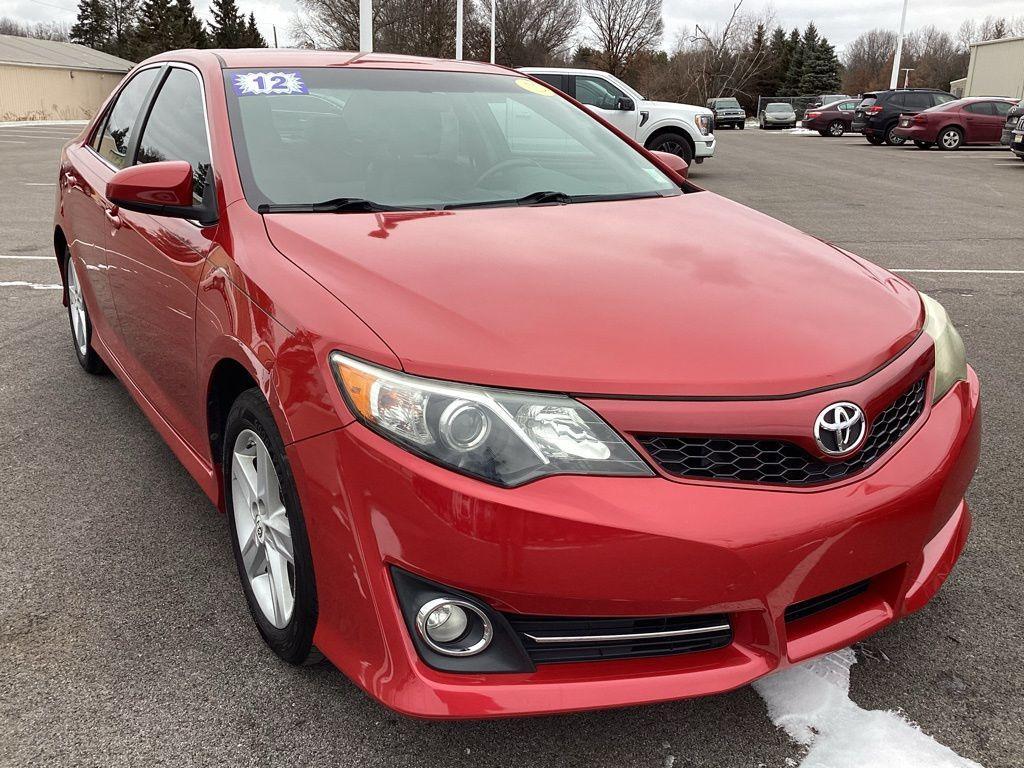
[920,292,967,403]
[330,352,652,487]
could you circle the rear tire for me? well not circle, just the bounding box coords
[914,140,933,149]
[63,248,106,374]
[818,130,829,137]
[866,134,885,145]
[828,120,845,137]
[937,126,963,151]
[884,124,907,145]
[646,131,693,165]
[223,388,320,666]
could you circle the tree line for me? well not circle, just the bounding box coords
[3,0,1023,108]
[64,0,266,60]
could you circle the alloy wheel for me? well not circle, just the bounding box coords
[66,257,88,357]
[940,129,962,150]
[231,429,295,629]
[829,121,844,137]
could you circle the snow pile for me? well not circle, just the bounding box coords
[779,127,821,136]
[753,648,983,768]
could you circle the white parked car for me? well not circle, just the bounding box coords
[520,67,716,165]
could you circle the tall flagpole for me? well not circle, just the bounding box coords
[455,0,464,60]
[889,0,909,88]
[359,0,372,52]
[490,0,496,64]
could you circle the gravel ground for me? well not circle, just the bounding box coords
[1,122,1021,768]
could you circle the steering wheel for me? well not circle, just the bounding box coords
[476,157,541,187]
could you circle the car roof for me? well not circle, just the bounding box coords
[143,48,515,76]
[519,66,611,78]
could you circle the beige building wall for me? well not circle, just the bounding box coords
[963,37,1024,99]
[0,64,125,121]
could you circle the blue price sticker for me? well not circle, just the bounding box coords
[232,71,308,96]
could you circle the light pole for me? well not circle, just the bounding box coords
[359,0,372,52]
[490,0,496,64]
[889,0,909,88]
[455,0,464,60]
[901,67,914,88]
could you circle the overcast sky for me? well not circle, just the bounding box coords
[3,0,1022,53]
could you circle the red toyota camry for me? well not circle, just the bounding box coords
[54,50,980,718]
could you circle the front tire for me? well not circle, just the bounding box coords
[223,388,320,666]
[738,122,745,130]
[885,124,907,145]
[646,131,693,164]
[866,134,885,145]
[63,248,105,374]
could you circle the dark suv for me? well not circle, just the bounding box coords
[1001,99,1024,145]
[852,89,957,145]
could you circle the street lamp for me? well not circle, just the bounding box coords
[889,0,909,89]
[900,68,915,88]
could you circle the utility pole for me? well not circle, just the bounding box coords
[272,25,278,48]
[455,0,463,60]
[889,0,909,88]
[359,0,372,52]
[490,0,496,64]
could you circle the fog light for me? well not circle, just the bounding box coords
[415,598,493,656]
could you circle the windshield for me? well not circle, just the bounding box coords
[715,98,741,109]
[223,68,678,210]
[766,104,791,113]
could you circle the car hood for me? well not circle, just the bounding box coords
[263,193,922,397]
[642,100,712,117]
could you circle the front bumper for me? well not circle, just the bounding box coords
[1011,131,1024,156]
[288,368,980,718]
[694,134,716,159]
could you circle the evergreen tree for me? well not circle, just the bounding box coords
[131,0,178,58]
[172,0,208,48]
[101,0,139,57]
[782,28,802,94]
[209,0,245,46]
[70,0,109,49]
[799,35,841,94]
[242,12,267,47]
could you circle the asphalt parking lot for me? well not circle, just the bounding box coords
[1,122,1021,767]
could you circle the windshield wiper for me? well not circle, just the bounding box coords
[443,190,572,210]
[258,197,430,214]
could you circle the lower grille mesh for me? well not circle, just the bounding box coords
[505,613,732,664]
[785,579,871,623]
[637,376,927,486]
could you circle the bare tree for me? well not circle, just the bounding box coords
[841,28,896,95]
[0,16,71,40]
[582,0,662,77]
[472,0,580,67]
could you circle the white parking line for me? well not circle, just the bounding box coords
[891,269,1024,274]
[0,133,76,139]
[0,140,26,144]
[0,255,51,260]
[0,280,62,290]
[25,182,56,186]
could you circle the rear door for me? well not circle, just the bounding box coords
[61,67,161,356]
[963,101,1001,142]
[105,64,217,451]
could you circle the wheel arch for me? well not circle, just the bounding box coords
[54,226,69,305]
[643,124,697,158]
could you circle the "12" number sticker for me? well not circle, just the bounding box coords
[233,71,308,96]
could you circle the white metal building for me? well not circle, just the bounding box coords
[961,36,1024,99]
[0,35,133,121]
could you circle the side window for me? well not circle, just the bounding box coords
[964,101,994,115]
[933,93,956,106]
[840,101,857,111]
[993,101,1012,117]
[95,68,159,168]
[887,93,907,108]
[135,68,212,204]
[903,92,931,110]
[574,76,627,111]
[532,73,567,92]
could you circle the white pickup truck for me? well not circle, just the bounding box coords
[519,67,716,165]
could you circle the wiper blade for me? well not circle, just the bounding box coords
[444,190,572,210]
[258,197,429,214]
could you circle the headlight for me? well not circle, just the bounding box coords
[330,353,653,487]
[920,293,967,403]
[695,114,713,135]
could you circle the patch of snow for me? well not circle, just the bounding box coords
[753,648,983,768]
[0,281,62,290]
[779,127,821,136]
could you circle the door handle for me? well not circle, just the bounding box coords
[104,206,121,229]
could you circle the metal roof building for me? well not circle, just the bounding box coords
[0,35,134,121]
[962,36,1024,99]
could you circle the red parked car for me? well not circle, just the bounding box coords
[893,96,1017,149]
[800,97,860,136]
[54,50,980,719]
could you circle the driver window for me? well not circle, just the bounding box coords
[575,76,627,111]
[94,68,159,169]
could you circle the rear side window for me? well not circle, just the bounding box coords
[859,96,877,109]
[993,101,1012,116]
[840,101,857,111]
[94,68,159,169]
[964,101,995,115]
[135,67,212,204]
[532,73,567,92]
[887,93,907,108]
[903,93,931,109]
[933,93,955,105]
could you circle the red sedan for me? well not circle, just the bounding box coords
[893,96,1016,149]
[54,50,980,718]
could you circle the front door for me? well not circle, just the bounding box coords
[105,65,217,452]
[573,75,641,138]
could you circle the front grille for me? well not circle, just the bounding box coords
[785,579,871,623]
[505,613,732,664]
[637,376,926,486]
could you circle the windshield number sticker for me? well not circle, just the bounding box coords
[233,71,308,96]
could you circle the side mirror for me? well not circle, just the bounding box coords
[616,96,636,111]
[107,160,217,225]
[650,150,688,182]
